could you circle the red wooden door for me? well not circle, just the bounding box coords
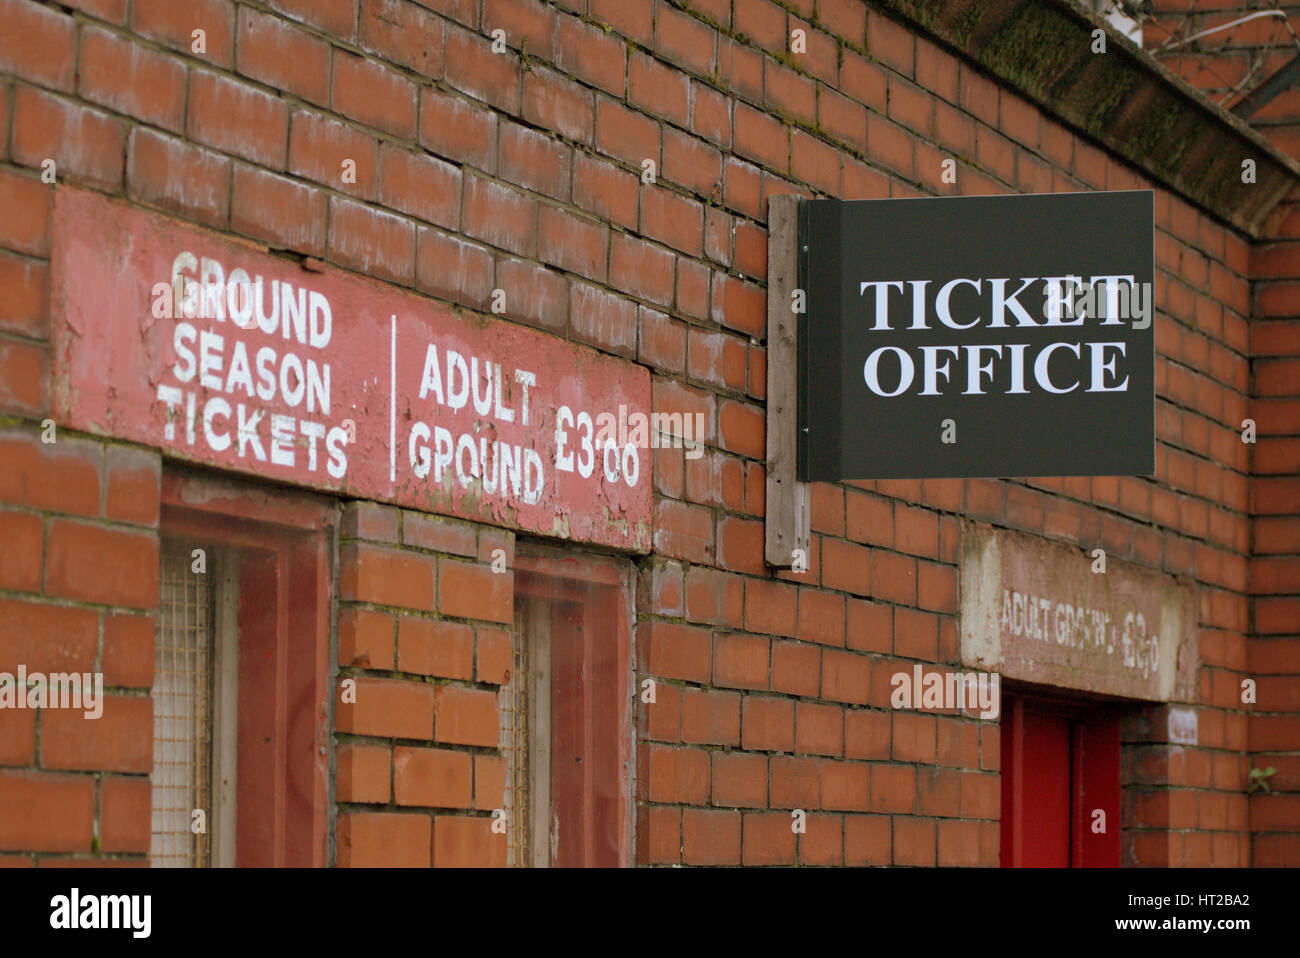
[1001,695,1121,868]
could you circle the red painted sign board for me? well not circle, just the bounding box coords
[51,188,652,551]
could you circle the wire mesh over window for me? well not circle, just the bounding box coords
[152,540,214,867]
[502,607,530,867]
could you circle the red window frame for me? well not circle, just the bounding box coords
[160,469,335,867]
[1000,692,1122,868]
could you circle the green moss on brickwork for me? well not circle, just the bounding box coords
[883,0,941,34]
[1082,69,1136,134]
[979,6,1079,96]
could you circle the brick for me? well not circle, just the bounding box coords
[871,549,917,605]
[501,123,572,201]
[557,15,627,97]
[399,617,473,679]
[337,812,430,867]
[647,743,709,803]
[46,520,157,609]
[0,771,93,852]
[573,152,638,230]
[0,167,52,257]
[434,685,498,747]
[78,26,185,131]
[642,619,711,682]
[683,808,740,865]
[132,0,236,66]
[0,0,76,90]
[0,705,34,766]
[493,256,567,331]
[570,282,637,358]
[340,541,436,610]
[769,754,820,807]
[102,444,157,527]
[524,65,594,143]
[42,696,152,773]
[420,88,497,172]
[289,108,379,199]
[714,632,770,689]
[718,399,764,459]
[610,234,674,308]
[736,0,788,55]
[332,51,417,138]
[438,558,512,623]
[474,753,505,810]
[231,165,327,256]
[434,815,506,867]
[822,648,871,705]
[0,599,97,675]
[655,0,716,76]
[590,0,654,45]
[127,128,230,230]
[638,306,686,372]
[416,229,494,308]
[845,708,889,760]
[734,103,787,171]
[682,687,741,746]
[102,614,154,688]
[715,273,765,336]
[867,112,914,178]
[595,96,660,168]
[771,639,820,697]
[484,0,555,59]
[329,196,416,285]
[712,751,767,807]
[463,175,537,256]
[742,810,796,865]
[341,501,399,543]
[359,0,443,77]
[538,206,606,280]
[0,430,102,516]
[870,763,915,814]
[236,7,331,106]
[184,71,287,171]
[271,0,358,39]
[678,258,715,322]
[766,59,816,127]
[823,811,872,866]
[337,743,391,803]
[663,127,723,200]
[394,745,471,807]
[0,511,40,593]
[445,22,521,114]
[100,776,149,853]
[338,607,395,669]
[12,87,124,190]
[894,816,935,865]
[0,254,47,338]
[822,760,870,810]
[742,695,794,752]
[0,339,44,417]
[629,51,689,128]
[336,676,435,739]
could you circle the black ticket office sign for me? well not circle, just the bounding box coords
[798,191,1155,481]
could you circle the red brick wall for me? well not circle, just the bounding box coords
[0,425,159,865]
[335,502,513,867]
[1248,190,1300,867]
[0,0,1288,866]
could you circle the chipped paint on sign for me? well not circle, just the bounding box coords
[959,522,1197,702]
[51,188,652,551]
